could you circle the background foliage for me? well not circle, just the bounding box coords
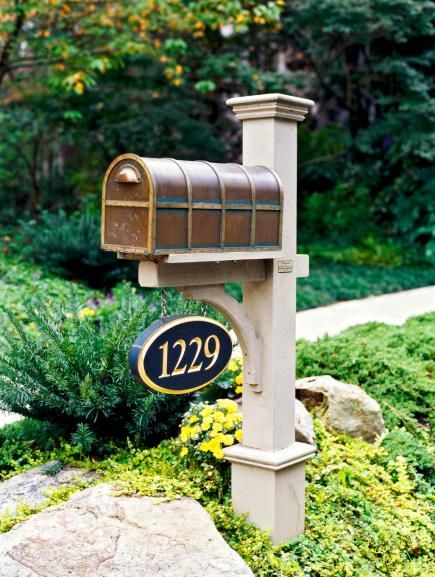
[0,0,433,261]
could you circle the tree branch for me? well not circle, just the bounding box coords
[0,2,26,88]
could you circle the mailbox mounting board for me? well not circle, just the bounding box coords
[102,153,283,257]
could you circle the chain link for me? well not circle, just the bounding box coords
[160,288,168,319]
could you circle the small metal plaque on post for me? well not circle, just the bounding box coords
[278,259,293,273]
[129,316,232,394]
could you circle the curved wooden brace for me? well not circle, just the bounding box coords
[178,284,262,392]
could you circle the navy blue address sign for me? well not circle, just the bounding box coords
[129,316,233,394]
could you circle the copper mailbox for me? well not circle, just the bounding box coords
[102,153,282,257]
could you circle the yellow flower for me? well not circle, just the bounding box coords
[213,449,225,459]
[235,385,243,395]
[189,415,198,424]
[180,426,192,442]
[211,421,223,433]
[228,360,238,372]
[28,322,37,330]
[223,434,234,446]
[201,422,211,431]
[213,411,225,423]
[235,429,243,443]
[201,406,213,418]
[235,374,243,385]
[78,307,95,319]
[200,441,209,452]
[207,437,221,452]
[217,399,238,413]
[180,447,188,457]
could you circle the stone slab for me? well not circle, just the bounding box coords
[0,484,253,577]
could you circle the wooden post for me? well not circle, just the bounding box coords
[223,93,316,543]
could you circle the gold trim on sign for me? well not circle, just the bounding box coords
[136,316,232,395]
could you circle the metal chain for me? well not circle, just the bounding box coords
[160,288,168,319]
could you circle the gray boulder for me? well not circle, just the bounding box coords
[0,483,253,577]
[295,399,316,446]
[296,375,385,442]
[0,462,96,515]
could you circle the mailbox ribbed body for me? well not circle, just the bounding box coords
[102,153,282,256]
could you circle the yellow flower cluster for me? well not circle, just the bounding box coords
[78,307,96,319]
[228,356,243,395]
[179,399,242,462]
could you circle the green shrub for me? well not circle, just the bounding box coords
[0,419,66,478]
[306,236,407,268]
[0,289,192,450]
[19,210,135,287]
[381,429,434,487]
[296,313,435,432]
[0,253,93,328]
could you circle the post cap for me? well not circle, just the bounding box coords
[227,93,315,122]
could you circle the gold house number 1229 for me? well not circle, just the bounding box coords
[158,335,220,379]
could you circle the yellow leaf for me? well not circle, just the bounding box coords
[74,82,85,95]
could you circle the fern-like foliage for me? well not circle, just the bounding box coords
[0,289,190,450]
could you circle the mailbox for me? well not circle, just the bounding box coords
[102,153,282,257]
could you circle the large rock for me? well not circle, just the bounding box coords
[296,375,385,442]
[0,462,97,515]
[295,398,316,446]
[0,483,253,577]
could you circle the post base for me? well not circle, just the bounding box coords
[224,442,315,544]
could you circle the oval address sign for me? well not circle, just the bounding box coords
[129,316,233,394]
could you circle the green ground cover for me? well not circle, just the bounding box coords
[0,416,432,577]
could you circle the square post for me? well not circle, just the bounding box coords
[224,93,316,543]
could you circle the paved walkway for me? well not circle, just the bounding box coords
[1,286,434,428]
[296,285,435,341]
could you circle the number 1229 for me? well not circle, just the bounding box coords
[159,335,220,379]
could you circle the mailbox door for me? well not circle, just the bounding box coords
[102,155,153,254]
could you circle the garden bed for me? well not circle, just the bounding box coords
[0,254,433,576]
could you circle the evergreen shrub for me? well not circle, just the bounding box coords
[19,209,135,287]
[0,289,192,450]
